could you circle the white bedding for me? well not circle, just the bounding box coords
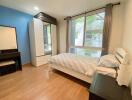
[49,53,116,77]
[96,66,116,78]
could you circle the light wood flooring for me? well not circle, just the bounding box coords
[0,64,89,100]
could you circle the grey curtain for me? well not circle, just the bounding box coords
[66,17,71,52]
[101,4,113,56]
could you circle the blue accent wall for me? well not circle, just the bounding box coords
[0,6,33,64]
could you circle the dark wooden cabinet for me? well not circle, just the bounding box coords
[89,74,132,100]
[0,49,22,75]
[34,12,57,25]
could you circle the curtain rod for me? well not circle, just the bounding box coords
[64,2,120,20]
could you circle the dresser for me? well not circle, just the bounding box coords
[0,49,22,75]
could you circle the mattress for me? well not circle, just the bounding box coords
[49,53,99,76]
[49,53,116,78]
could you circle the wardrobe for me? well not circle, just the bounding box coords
[29,12,57,66]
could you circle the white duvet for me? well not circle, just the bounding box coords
[49,53,99,76]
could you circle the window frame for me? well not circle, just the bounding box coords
[71,15,85,47]
[69,8,105,49]
[68,9,105,56]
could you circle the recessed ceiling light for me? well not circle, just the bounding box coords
[34,6,39,11]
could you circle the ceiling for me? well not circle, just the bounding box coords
[0,0,122,20]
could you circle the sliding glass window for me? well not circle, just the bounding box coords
[69,10,105,57]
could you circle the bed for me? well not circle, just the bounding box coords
[49,48,128,83]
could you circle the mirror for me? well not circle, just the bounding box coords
[43,22,52,55]
[0,26,17,50]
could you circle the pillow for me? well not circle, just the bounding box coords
[114,48,129,65]
[116,64,131,86]
[98,54,120,68]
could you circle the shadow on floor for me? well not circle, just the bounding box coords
[53,69,91,88]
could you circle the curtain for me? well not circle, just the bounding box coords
[101,4,113,56]
[66,17,71,52]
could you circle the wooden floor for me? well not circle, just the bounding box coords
[0,64,89,100]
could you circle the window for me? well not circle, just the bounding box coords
[85,12,105,48]
[71,17,85,46]
[43,23,52,55]
[69,11,105,57]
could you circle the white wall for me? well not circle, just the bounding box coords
[58,5,124,53]
[122,0,132,62]
[58,19,67,53]
[109,4,124,52]
[121,0,132,91]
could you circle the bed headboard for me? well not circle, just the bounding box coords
[115,48,128,64]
